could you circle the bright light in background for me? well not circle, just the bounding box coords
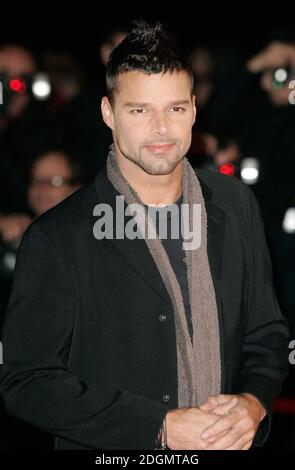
[283,207,295,234]
[3,252,16,272]
[274,69,288,82]
[240,158,259,185]
[51,176,63,187]
[9,78,27,94]
[32,73,51,100]
[274,68,288,84]
[219,163,235,176]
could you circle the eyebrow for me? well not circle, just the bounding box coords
[124,100,191,108]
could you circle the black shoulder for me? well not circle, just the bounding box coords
[195,167,255,214]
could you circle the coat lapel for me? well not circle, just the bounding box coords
[197,172,225,282]
[94,167,225,304]
[94,168,171,302]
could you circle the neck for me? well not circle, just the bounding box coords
[113,145,183,206]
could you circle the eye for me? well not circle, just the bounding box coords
[130,108,147,114]
[169,106,185,113]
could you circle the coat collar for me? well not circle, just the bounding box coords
[94,165,225,303]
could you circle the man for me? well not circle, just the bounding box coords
[0,149,83,286]
[0,21,289,450]
[0,45,54,213]
[247,40,295,338]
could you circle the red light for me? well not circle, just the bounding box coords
[219,163,235,176]
[9,78,26,94]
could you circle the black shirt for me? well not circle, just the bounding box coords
[145,195,193,342]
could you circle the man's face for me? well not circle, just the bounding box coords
[101,70,196,175]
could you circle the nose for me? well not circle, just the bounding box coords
[151,110,169,136]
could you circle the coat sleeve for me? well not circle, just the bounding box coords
[0,222,169,450]
[235,184,290,447]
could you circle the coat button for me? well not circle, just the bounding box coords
[162,394,170,402]
[159,314,167,322]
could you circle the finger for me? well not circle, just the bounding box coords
[224,433,254,450]
[206,428,253,450]
[201,411,239,440]
[199,397,219,411]
[205,428,238,450]
[211,398,238,416]
[214,394,236,404]
[247,49,274,73]
[203,428,231,445]
[241,440,253,450]
[200,394,236,411]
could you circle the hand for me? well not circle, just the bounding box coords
[199,393,267,450]
[247,41,295,73]
[165,399,237,450]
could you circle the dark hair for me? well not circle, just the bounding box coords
[106,20,193,103]
[29,148,87,186]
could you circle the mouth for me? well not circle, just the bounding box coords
[145,143,175,155]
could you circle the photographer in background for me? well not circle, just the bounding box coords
[0,45,55,214]
[247,41,295,106]
[246,40,295,338]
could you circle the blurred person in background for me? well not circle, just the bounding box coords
[0,45,36,120]
[61,25,128,177]
[188,45,244,174]
[44,51,83,113]
[187,38,294,339]
[187,45,217,168]
[189,46,216,127]
[246,40,295,337]
[99,29,128,67]
[248,41,295,106]
[0,45,55,214]
[27,149,83,217]
[0,148,83,450]
[0,149,83,318]
[189,128,241,173]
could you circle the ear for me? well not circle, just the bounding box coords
[192,94,197,125]
[101,96,115,130]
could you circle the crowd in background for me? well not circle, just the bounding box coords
[0,22,294,449]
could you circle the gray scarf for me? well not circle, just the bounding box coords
[106,144,221,407]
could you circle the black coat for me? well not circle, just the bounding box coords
[0,167,289,450]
